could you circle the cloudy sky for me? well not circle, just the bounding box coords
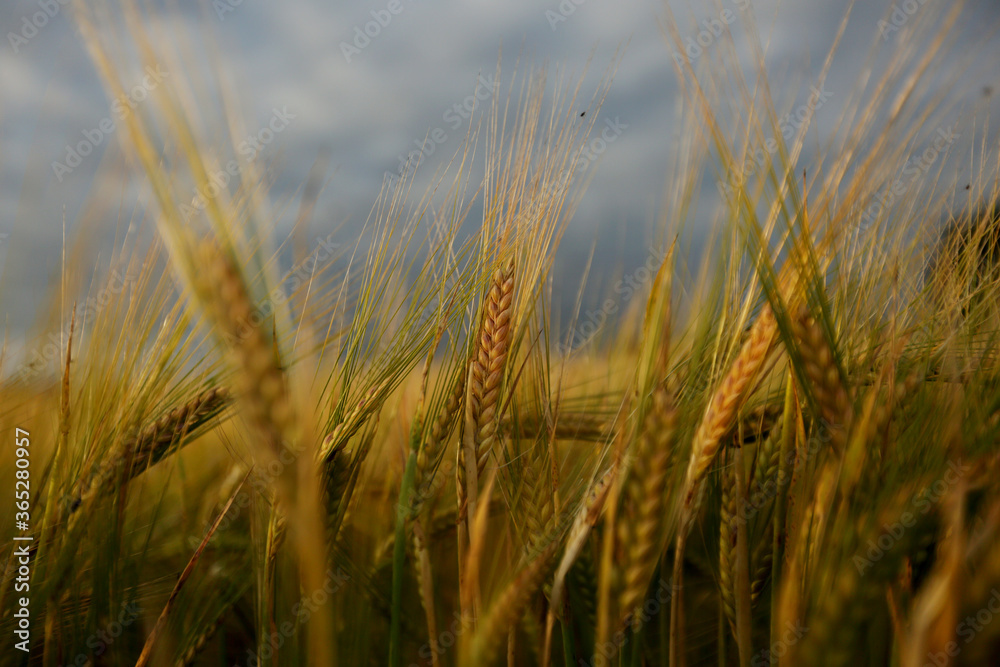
[2,0,999,337]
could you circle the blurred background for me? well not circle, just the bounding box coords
[1,0,999,343]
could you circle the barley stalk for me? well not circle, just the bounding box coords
[413,367,466,519]
[791,308,852,450]
[501,412,608,442]
[194,239,333,666]
[320,381,386,461]
[719,457,737,635]
[672,304,778,666]
[410,519,441,667]
[466,543,556,666]
[542,464,615,667]
[679,304,778,538]
[619,387,677,631]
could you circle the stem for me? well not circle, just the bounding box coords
[669,534,686,667]
[733,445,752,667]
[561,616,575,667]
[661,551,670,667]
[770,370,796,665]
[630,626,643,667]
[390,449,419,667]
[718,603,727,667]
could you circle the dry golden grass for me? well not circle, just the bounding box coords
[6,1,1000,666]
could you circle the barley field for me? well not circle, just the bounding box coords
[3,1,1000,666]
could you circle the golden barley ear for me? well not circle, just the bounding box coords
[175,611,226,667]
[413,365,466,519]
[790,306,852,451]
[670,303,779,666]
[465,542,557,666]
[618,386,677,632]
[718,451,738,636]
[464,257,516,506]
[197,240,297,453]
[679,304,779,537]
[65,385,230,517]
[319,382,385,461]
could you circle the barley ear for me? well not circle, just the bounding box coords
[619,387,677,631]
[463,257,516,521]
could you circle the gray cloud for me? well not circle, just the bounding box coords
[1,0,999,336]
